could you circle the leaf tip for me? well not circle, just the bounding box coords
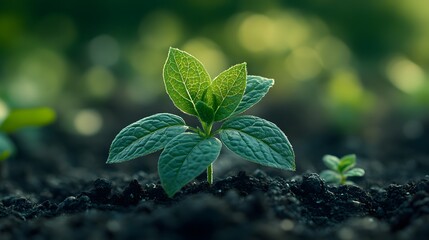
[105,155,116,164]
[287,155,296,171]
[168,47,185,56]
[162,184,179,198]
[166,191,176,198]
[239,62,247,70]
[167,47,181,58]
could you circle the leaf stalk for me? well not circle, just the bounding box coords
[207,163,213,185]
[201,120,214,184]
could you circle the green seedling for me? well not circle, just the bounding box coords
[0,106,56,162]
[0,107,56,160]
[319,154,365,185]
[107,47,295,197]
[0,133,15,162]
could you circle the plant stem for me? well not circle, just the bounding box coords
[207,163,213,185]
[340,175,346,185]
[201,121,213,137]
[201,120,214,185]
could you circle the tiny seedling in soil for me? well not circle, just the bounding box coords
[0,105,56,176]
[107,47,295,197]
[319,154,365,185]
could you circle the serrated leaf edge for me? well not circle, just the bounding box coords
[212,63,247,121]
[107,113,188,163]
[163,47,211,116]
[219,116,295,170]
[232,75,274,115]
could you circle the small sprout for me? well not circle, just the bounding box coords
[319,154,365,185]
[0,107,56,134]
[107,47,295,197]
[0,133,15,162]
[0,104,56,162]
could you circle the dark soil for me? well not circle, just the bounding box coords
[1,107,428,239]
[1,169,428,240]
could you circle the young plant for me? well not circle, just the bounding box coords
[0,133,15,162]
[319,154,365,185]
[0,105,56,176]
[107,47,295,197]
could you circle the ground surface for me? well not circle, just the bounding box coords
[1,108,428,239]
[1,169,428,240]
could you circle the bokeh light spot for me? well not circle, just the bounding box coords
[0,100,9,123]
[9,79,40,104]
[386,56,425,94]
[238,14,277,53]
[280,219,295,231]
[7,49,67,105]
[139,11,183,49]
[328,70,363,103]
[316,36,351,70]
[73,109,103,136]
[182,38,228,77]
[285,47,322,81]
[275,12,311,50]
[84,66,116,99]
[89,35,120,67]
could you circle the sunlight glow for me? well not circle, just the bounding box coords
[386,56,425,94]
[238,14,277,53]
[285,47,322,81]
[182,38,228,77]
[8,49,67,105]
[316,36,351,70]
[328,70,363,103]
[0,100,9,124]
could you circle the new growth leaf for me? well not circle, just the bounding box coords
[320,154,365,185]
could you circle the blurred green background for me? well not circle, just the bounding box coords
[1,0,428,179]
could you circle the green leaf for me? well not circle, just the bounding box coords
[107,113,188,164]
[338,154,356,173]
[322,155,340,171]
[344,168,365,177]
[320,170,341,184]
[233,75,274,115]
[159,133,221,197]
[0,107,56,133]
[0,133,15,161]
[219,115,295,170]
[211,63,247,121]
[163,47,211,116]
[195,101,214,124]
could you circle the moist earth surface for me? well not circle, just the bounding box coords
[1,169,428,240]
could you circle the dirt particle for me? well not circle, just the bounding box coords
[58,195,90,212]
[301,173,325,195]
